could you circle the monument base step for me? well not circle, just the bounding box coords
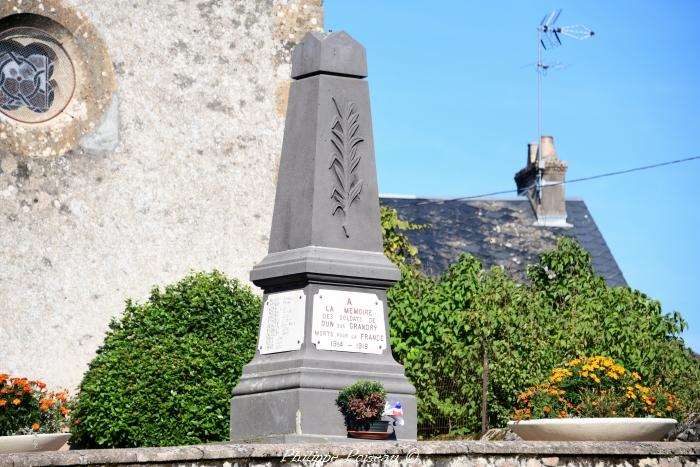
[230,387,417,442]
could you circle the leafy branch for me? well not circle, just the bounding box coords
[330,97,364,237]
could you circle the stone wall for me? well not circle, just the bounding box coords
[0,441,698,467]
[0,0,323,391]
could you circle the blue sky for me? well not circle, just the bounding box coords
[326,1,700,352]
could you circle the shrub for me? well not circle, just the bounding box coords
[70,271,260,448]
[335,380,386,426]
[0,374,70,435]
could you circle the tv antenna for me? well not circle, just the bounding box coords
[535,9,594,200]
[521,61,569,75]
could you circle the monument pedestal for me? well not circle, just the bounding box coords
[230,32,416,442]
[231,261,417,441]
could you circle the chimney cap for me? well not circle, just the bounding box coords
[528,142,538,165]
[540,135,558,161]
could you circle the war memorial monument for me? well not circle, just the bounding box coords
[229,31,417,442]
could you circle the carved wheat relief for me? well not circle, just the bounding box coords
[329,97,364,238]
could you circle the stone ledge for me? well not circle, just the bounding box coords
[1,441,699,467]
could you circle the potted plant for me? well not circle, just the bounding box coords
[335,380,390,439]
[0,373,72,453]
[508,356,681,441]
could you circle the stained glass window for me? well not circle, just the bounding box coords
[0,27,74,123]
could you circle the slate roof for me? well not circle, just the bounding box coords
[380,196,627,287]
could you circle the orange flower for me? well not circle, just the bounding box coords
[0,373,8,383]
[22,385,31,394]
[12,398,21,406]
[543,406,551,414]
[0,400,6,407]
[60,406,70,416]
[38,382,46,390]
[12,378,28,387]
[31,423,40,431]
[39,398,55,411]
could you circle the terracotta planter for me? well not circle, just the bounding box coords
[507,418,677,441]
[347,420,391,440]
[0,433,71,453]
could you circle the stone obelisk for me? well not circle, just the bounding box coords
[229,31,416,442]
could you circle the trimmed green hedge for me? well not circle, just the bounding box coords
[70,271,260,448]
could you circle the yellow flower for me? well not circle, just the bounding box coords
[631,372,641,381]
[12,398,21,406]
[549,367,572,383]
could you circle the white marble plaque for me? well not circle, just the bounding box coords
[258,290,306,354]
[311,289,386,354]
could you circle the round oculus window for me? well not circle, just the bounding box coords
[0,26,75,124]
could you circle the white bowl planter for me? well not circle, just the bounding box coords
[0,433,71,453]
[507,418,677,441]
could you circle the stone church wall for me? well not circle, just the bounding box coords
[0,0,323,391]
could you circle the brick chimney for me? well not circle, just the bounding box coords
[514,135,571,227]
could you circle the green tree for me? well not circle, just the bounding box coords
[380,206,426,267]
[382,207,700,437]
[527,238,699,410]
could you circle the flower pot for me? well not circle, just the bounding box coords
[347,420,391,440]
[507,417,677,441]
[0,433,71,453]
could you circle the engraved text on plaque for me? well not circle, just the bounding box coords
[311,289,386,354]
[258,290,306,354]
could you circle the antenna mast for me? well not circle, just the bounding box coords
[535,10,594,201]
